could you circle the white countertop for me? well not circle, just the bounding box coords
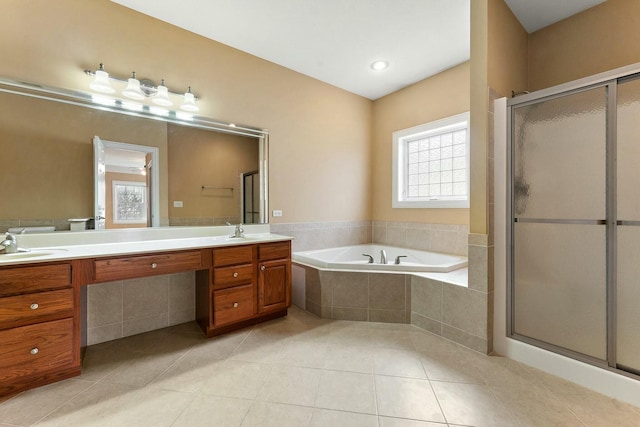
[0,225,292,267]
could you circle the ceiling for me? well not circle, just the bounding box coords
[112,0,605,100]
[504,0,606,33]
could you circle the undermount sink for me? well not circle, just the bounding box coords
[212,235,258,242]
[0,248,67,261]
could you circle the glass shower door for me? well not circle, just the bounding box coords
[616,77,640,374]
[511,87,608,361]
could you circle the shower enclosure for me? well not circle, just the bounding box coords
[507,68,640,378]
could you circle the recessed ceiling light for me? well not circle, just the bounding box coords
[370,60,389,71]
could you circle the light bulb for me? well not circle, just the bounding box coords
[180,86,199,112]
[122,71,145,100]
[89,63,115,94]
[152,79,173,106]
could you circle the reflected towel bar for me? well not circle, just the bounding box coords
[201,186,233,192]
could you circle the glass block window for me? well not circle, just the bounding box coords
[113,181,148,224]
[392,112,469,208]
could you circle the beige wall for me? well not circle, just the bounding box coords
[488,0,528,98]
[469,0,528,235]
[168,125,258,221]
[371,62,470,225]
[0,0,372,224]
[529,0,640,91]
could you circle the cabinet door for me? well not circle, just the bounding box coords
[258,260,291,313]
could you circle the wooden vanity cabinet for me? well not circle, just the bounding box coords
[0,261,82,397]
[258,241,291,313]
[92,250,203,282]
[197,241,292,337]
[211,245,257,327]
[1,238,292,395]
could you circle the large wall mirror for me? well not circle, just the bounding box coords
[0,77,268,232]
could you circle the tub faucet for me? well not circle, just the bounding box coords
[1,232,18,254]
[380,249,387,264]
[362,253,374,263]
[395,255,408,265]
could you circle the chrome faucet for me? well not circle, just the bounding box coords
[380,249,387,264]
[1,232,18,254]
[226,222,245,238]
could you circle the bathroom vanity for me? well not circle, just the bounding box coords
[0,229,291,397]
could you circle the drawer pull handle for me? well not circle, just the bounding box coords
[261,265,266,271]
[30,348,39,355]
[30,303,39,310]
[151,263,158,269]
[233,272,239,278]
[233,302,239,308]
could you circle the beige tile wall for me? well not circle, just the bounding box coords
[302,267,412,324]
[272,220,468,256]
[270,221,372,252]
[373,221,469,256]
[86,271,195,345]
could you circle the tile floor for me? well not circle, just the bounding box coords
[1,307,639,426]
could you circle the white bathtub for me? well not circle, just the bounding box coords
[293,244,467,273]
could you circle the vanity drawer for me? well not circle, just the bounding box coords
[0,264,71,297]
[213,245,254,267]
[258,241,291,261]
[213,284,255,326]
[93,250,202,282]
[0,289,73,330]
[0,318,74,376]
[213,264,254,290]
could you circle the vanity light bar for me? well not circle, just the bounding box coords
[84,63,199,112]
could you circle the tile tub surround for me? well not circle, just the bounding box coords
[1,307,637,426]
[297,259,492,353]
[302,268,412,324]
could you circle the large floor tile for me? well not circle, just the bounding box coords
[490,384,587,427]
[228,337,285,364]
[373,348,427,378]
[315,370,377,414]
[374,375,445,423]
[99,351,183,387]
[0,379,93,426]
[557,390,640,427]
[276,340,328,368]
[199,360,272,399]
[149,353,225,393]
[420,350,484,384]
[256,365,321,406]
[240,401,313,427]
[310,408,378,427]
[35,383,192,427]
[431,381,514,426]
[171,395,253,427]
[185,329,249,360]
[378,417,449,427]
[323,344,374,373]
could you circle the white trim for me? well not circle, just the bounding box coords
[392,112,470,209]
